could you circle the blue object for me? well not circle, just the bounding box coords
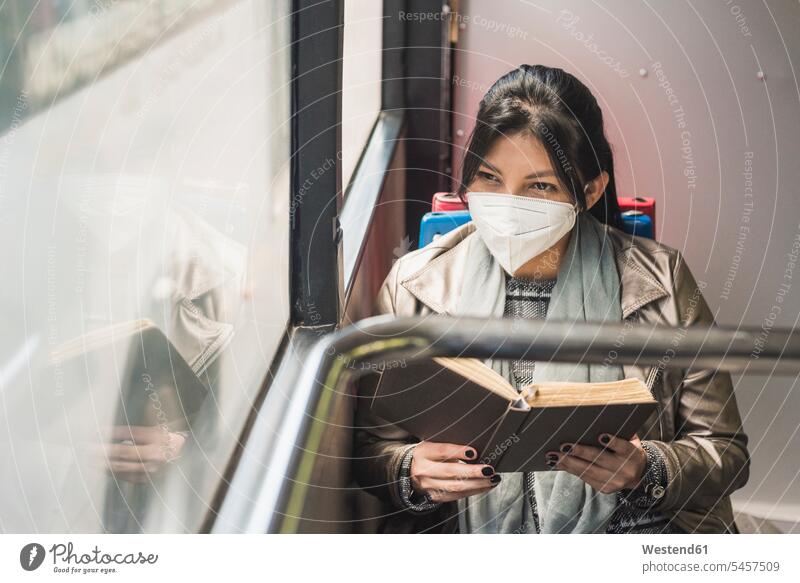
[418,210,472,247]
[619,210,654,239]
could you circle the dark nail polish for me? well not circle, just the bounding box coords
[490,475,502,484]
[545,453,558,462]
[464,449,476,459]
[560,444,572,454]
[546,459,557,469]
[481,466,494,476]
[599,434,610,444]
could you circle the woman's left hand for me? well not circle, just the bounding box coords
[545,433,647,493]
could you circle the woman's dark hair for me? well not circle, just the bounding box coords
[457,64,621,228]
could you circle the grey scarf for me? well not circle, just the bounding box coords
[455,212,624,534]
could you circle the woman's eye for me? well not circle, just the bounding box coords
[530,182,555,192]
[478,171,498,183]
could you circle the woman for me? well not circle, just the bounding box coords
[353,64,750,534]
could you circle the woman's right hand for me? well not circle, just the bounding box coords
[410,441,501,502]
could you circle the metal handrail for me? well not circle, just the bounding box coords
[219,315,799,533]
[320,315,800,374]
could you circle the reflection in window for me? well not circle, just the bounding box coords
[0,0,229,132]
[0,0,290,533]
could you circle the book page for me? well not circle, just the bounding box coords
[432,357,518,401]
[523,378,655,407]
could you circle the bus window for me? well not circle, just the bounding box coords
[0,0,291,533]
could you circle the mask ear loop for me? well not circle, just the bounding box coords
[577,183,592,214]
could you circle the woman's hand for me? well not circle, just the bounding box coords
[410,441,500,503]
[85,426,187,484]
[545,433,647,494]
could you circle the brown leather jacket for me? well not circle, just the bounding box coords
[353,221,750,534]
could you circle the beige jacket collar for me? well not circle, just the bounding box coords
[399,222,669,320]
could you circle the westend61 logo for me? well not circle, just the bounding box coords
[19,542,158,574]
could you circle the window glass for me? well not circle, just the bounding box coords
[341,0,383,193]
[0,0,290,533]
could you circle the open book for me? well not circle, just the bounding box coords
[368,357,657,472]
[46,319,210,432]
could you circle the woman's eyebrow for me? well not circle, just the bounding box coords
[478,162,556,179]
[524,170,556,179]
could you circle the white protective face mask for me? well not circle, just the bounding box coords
[467,192,577,276]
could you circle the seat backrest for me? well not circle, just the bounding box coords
[418,210,471,247]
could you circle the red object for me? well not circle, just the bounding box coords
[432,191,468,212]
[618,196,656,238]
